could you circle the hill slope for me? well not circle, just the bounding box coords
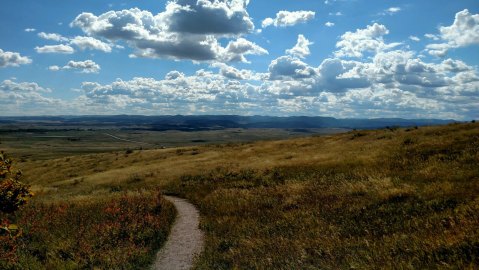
[14,122,479,269]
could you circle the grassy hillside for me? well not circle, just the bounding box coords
[5,122,479,268]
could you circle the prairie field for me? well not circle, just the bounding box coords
[0,127,345,160]
[1,122,478,269]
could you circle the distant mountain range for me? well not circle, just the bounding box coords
[0,115,457,131]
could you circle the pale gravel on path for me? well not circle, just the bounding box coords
[152,196,204,270]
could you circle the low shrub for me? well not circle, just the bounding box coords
[1,191,176,270]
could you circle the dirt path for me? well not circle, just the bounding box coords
[152,196,204,270]
[103,133,157,146]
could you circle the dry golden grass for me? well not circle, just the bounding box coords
[8,122,479,268]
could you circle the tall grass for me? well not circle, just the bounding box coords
[1,191,176,270]
[165,123,479,269]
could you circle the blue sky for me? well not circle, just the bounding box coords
[0,0,478,119]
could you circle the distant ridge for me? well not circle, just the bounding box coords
[0,115,457,131]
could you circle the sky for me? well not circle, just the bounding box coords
[0,0,478,119]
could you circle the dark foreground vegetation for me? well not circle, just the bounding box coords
[1,191,176,269]
[1,122,477,269]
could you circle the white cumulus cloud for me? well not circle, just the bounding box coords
[48,65,60,71]
[268,55,317,80]
[335,23,401,58]
[70,2,264,63]
[262,10,315,28]
[409,36,420,42]
[222,38,268,63]
[212,63,259,80]
[0,49,32,67]
[70,36,113,52]
[0,79,66,115]
[286,34,313,59]
[381,7,401,16]
[426,9,479,57]
[35,44,75,54]
[49,60,100,73]
[63,60,101,73]
[38,32,69,42]
[325,22,335,27]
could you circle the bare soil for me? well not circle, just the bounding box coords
[152,196,204,270]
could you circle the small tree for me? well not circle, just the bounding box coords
[0,152,33,214]
[0,151,33,263]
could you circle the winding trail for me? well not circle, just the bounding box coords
[152,196,204,270]
[103,133,157,146]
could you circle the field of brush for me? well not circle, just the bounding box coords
[1,122,478,269]
[0,127,345,160]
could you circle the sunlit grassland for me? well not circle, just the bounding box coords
[6,122,479,269]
